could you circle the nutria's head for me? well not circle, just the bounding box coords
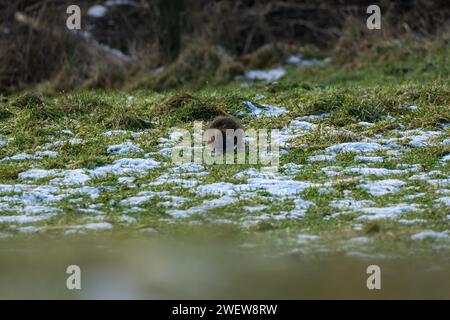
[205,116,244,153]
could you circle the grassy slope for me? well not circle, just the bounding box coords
[0,38,449,258]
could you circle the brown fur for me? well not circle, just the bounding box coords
[206,116,244,152]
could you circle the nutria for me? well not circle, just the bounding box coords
[205,116,244,153]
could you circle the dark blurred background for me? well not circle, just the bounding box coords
[0,0,449,93]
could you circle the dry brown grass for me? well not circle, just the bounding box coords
[1,0,448,93]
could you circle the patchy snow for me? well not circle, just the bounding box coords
[61,130,74,136]
[102,130,143,138]
[297,234,320,244]
[242,101,288,117]
[107,141,143,155]
[289,120,317,130]
[166,195,239,218]
[326,142,385,153]
[234,168,278,180]
[50,169,91,186]
[169,163,205,173]
[307,154,336,162]
[118,176,136,184]
[435,197,450,206]
[344,167,407,176]
[297,113,329,121]
[244,68,286,82]
[17,157,160,201]
[0,184,27,193]
[357,204,419,220]
[16,226,41,234]
[120,191,163,206]
[197,182,237,196]
[348,236,371,244]
[246,178,313,197]
[66,222,113,234]
[41,138,83,150]
[159,196,189,208]
[87,5,107,18]
[428,179,450,188]
[19,169,57,181]
[398,218,427,225]
[411,230,449,240]
[402,193,426,200]
[282,163,303,175]
[329,199,376,210]
[354,155,384,163]
[360,179,406,196]
[287,55,322,67]
[293,198,313,209]
[35,151,59,158]
[91,158,160,177]
[148,176,199,188]
[243,205,269,212]
[407,131,441,148]
[0,153,41,162]
[18,168,91,186]
[321,165,342,177]
[1,107,449,242]
[117,215,137,224]
[358,121,375,127]
[0,214,55,224]
[105,0,137,6]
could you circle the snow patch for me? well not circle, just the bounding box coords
[242,101,288,118]
[344,167,406,176]
[326,142,385,153]
[307,154,336,162]
[411,230,449,240]
[354,156,384,163]
[360,179,406,196]
[107,141,143,155]
[87,5,107,18]
[357,204,419,220]
[244,68,286,82]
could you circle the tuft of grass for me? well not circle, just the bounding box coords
[0,105,13,120]
[364,222,381,235]
[10,93,44,109]
[61,95,111,114]
[157,93,227,123]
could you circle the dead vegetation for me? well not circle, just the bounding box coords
[1,0,449,93]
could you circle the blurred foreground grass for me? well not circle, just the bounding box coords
[0,236,449,299]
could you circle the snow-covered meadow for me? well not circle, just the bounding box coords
[0,91,448,258]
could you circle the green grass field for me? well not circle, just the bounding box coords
[0,36,449,298]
